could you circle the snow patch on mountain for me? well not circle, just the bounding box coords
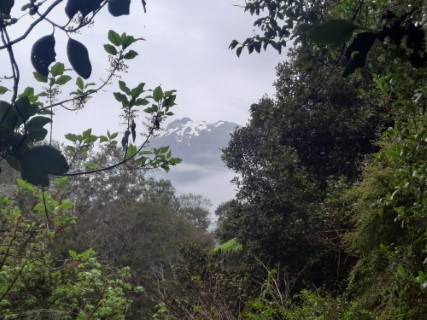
[163,118,237,143]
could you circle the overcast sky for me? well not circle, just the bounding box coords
[4,0,287,209]
[4,0,286,137]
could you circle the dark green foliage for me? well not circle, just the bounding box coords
[18,146,69,186]
[307,19,357,46]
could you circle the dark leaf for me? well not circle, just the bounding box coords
[25,128,48,142]
[31,35,56,77]
[308,19,357,46]
[15,97,38,124]
[131,120,136,142]
[343,32,377,77]
[65,0,102,18]
[0,0,14,15]
[108,0,130,17]
[19,145,69,186]
[67,38,92,79]
[229,40,239,50]
[65,0,81,18]
[0,100,18,133]
[345,32,377,60]
[26,116,51,131]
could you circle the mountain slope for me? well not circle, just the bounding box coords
[148,118,239,207]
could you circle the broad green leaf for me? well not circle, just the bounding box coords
[126,144,137,158]
[104,44,118,55]
[59,200,74,210]
[50,62,65,76]
[308,19,357,46]
[113,92,129,105]
[108,0,130,17]
[0,86,8,94]
[153,86,163,102]
[121,35,137,49]
[170,157,182,164]
[31,34,56,77]
[65,133,78,142]
[55,75,72,85]
[124,50,138,60]
[144,106,157,113]
[84,135,98,144]
[67,38,92,79]
[130,83,145,97]
[19,87,35,99]
[76,77,84,90]
[82,128,92,139]
[19,145,69,186]
[119,80,130,94]
[108,30,122,46]
[134,98,149,106]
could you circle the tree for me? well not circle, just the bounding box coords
[222,0,427,318]
[0,179,141,319]
[0,1,185,318]
[177,193,212,231]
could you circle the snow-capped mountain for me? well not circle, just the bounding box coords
[150,117,239,168]
[148,117,240,208]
